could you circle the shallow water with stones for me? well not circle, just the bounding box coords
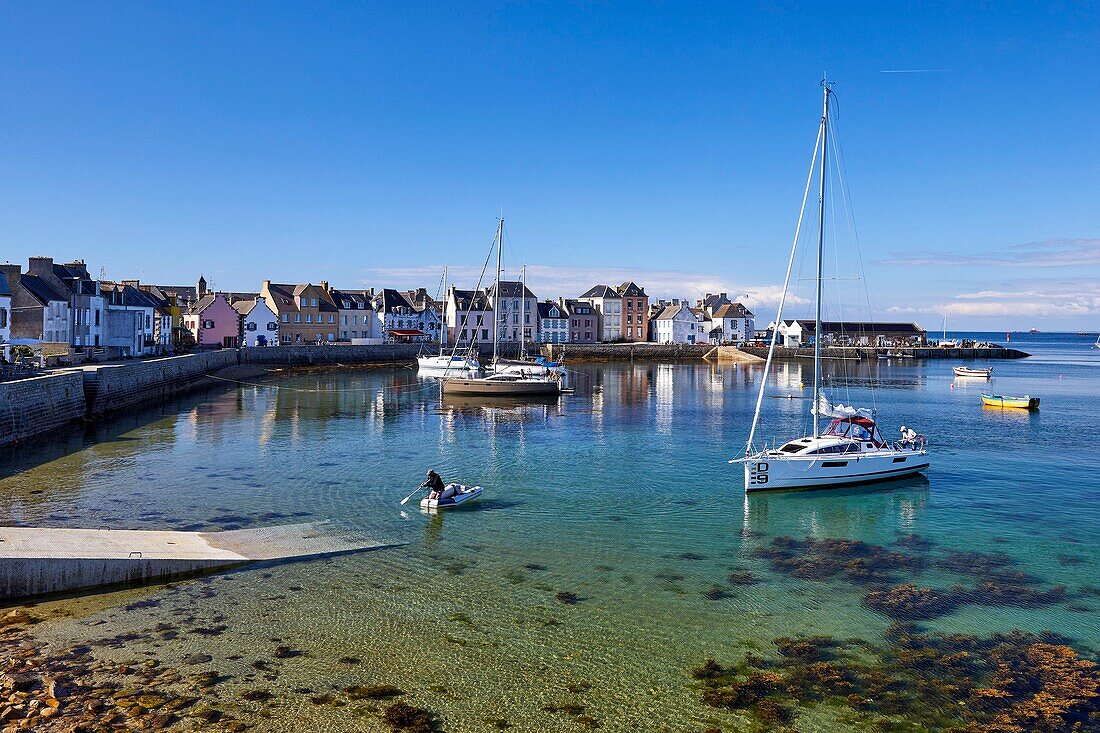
[2,333,1097,731]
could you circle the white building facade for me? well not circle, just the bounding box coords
[487,281,537,345]
[654,303,706,344]
[235,297,280,347]
[579,285,622,341]
[707,303,755,344]
[446,287,494,346]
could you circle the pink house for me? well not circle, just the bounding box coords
[183,293,240,348]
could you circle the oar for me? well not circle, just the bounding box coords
[400,485,427,506]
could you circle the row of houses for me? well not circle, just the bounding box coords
[0,256,765,359]
[651,293,756,345]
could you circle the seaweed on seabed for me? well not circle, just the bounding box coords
[691,628,1100,732]
[754,536,924,585]
[382,700,439,732]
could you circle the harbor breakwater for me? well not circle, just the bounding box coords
[0,342,1028,448]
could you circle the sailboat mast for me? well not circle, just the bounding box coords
[521,263,526,359]
[812,81,829,439]
[440,265,447,355]
[493,216,503,365]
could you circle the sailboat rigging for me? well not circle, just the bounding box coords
[736,81,930,491]
[440,216,563,397]
[417,265,482,375]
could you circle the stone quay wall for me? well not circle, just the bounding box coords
[738,345,1030,360]
[540,343,713,361]
[0,372,86,448]
[87,350,239,416]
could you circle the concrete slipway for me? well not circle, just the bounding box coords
[0,522,394,601]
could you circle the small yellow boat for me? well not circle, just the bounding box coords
[981,393,1039,410]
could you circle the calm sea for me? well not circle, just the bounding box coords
[3,332,1097,731]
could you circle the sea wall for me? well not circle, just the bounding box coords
[0,372,86,448]
[738,346,1030,360]
[540,343,713,361]
[87,351,239,416]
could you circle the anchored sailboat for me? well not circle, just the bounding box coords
[736,81,929,491]
[440,217,562,398]
[417,266,482,376]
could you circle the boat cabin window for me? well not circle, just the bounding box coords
[809,443,859,455]
[779,442,805,454]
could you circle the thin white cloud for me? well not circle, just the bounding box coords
[883,238,1100,268]
[894,278,1100,319]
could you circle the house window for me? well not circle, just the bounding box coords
[481,329,489,341]
[306,314,312,323]
[329,315,335,323]
[267,322,277,331]
[282,314,289,323]
[311,298,318,307]
[342,315,347,325]
[294,314,301,323]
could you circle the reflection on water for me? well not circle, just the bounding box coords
[2,345,1099,732]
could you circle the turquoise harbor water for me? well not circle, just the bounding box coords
[2,333,1098,731]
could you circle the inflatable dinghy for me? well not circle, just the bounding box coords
[420,484,483,510]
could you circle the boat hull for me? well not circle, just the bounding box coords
[953,366,992,378]
[980,394,1039,410]
[743,450,929,491]
[417,356,480,375]
[420,485,483,509]
[440,378,561,396]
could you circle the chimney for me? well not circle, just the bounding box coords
[720,292,727,300]
[672,298,680,306]
[320,280,330,293]
[122,279,140,288]
[0,264,21,294]
[27,257,54,276]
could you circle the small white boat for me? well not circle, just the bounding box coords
[953,366,992,378]
[420,484,483,509]
[417,353,481,375]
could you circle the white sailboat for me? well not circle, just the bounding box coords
[441,217,562,398]
[417,265,482,376]
[736,82,929,492]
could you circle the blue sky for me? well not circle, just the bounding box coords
[1,2,1098,329]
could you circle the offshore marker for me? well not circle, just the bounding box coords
[0,521,395,601]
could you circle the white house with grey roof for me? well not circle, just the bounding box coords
[653,301,706,344]
[446,287,494,346]
[233,297,279,347]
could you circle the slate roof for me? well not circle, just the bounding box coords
[701,293,732,312]
[618,281,647,297]
[188,294,218,315]
[536,301,565,319]
[0,276,10,297]
[20,274,69,305]
[655,304,685,320]
[560,299,592,314]
[451,289,492,312]
[487,281,536,299]
[330,289,375,311]
[712,302,754,319]
[373,288,416,314]
[580,284,616,298]
[265,283,338,313]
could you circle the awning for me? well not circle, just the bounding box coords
[390,329,427,337]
